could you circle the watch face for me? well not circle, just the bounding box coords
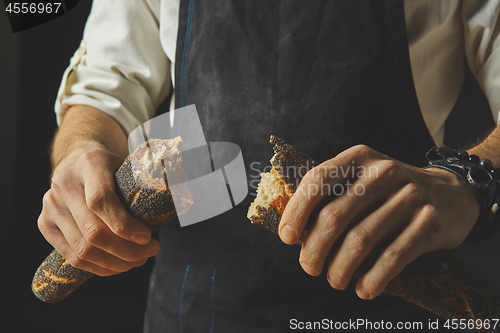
[468,166,492,187]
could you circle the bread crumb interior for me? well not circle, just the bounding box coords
[134,137,183,189]
[247,167,288,219]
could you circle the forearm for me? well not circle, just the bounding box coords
[467,125,500,165]
[51,105,129,169]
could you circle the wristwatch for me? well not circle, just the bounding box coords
[425,146,500,243]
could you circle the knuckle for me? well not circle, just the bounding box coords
[74,241,93,261]
[349,144,372,157]
[37,215,53,237]
[305,165,328,185]
[109,223,131,239]
[361,276,380,296]
[81,222,105,246]
[401,183,426,207]
[376,159,400,179]
[299,249,319,265]
[37,204,60,239]
[80,149,102,166]
[381,248,404,270]
[42,190,55,206]
[318,207,343,233]
[80,148,116,171]
[66,253,86,270]
[86,190,109,213]
[37,209,50,230]
[342,144,376,162]
[416,205,441,234]
[421,204,439,222]
[51,171,70,192]
[345,228,371,253]
[111,223,128,238]
[403,183,421,199]
[363,160,403,191]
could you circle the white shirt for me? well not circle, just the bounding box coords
[55,0,500,147]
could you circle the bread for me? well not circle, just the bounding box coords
[248,136,500,331]
[32,137,193,303]
[248,136,318,242]
[120,137,192,230]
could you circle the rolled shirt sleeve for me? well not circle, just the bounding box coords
[55,0,170,135]
[463,0,500,126]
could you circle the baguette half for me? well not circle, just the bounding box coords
[32,137,193,303]
[248,136,500,332]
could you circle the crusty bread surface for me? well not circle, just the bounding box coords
[32,137,192,303]
[248,136,500,332]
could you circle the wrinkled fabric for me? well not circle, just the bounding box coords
[55,0,500,146]
[144,1,441,332]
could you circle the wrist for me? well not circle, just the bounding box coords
[425,146,500,243]
[425,167,480,232]
[51,105,129,169]
[467,140,500,167]
[52,141,108,172]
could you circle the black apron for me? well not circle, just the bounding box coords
[144,1,442,332]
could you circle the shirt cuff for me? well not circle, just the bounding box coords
[54,40,154,135]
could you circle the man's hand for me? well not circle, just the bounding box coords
[37,105,159,276]
[278,144,480,300]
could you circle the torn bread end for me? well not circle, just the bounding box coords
[248,165,290,221]
[131,137,183,189]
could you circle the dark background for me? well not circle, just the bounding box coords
[0,2,499,333]
[1,2,154,332]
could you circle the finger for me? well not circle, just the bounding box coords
[279,145,384,244]
[44,189,157,272]
[57,213,154,274]
[38,192,126,276]
[66,198,159,264]
[51,165,160,263]
[81,152,152,244]
[298,174,388,277]
[354,206,434,300]
[298,156,409,276]
[325,183,423,290]
[279,167,350,244]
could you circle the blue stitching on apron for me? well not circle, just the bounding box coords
[210,270,216,332]
[179,265,190,333]
[179,0,195,108]
[385,0,428,154]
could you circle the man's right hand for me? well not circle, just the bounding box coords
[38,106,159,276]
